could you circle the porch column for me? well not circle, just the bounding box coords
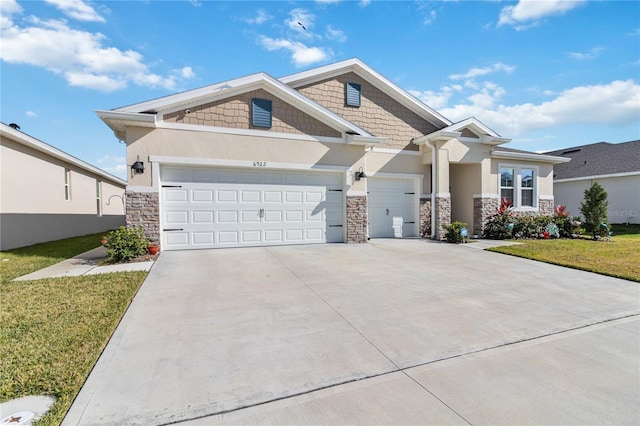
[434,142,451,239]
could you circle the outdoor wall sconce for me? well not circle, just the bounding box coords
[355,167,367,181]
[131,156,144,174]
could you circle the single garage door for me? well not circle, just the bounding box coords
[368,177,417,238]
[160,166,344,250]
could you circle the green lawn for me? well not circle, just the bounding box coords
[488,224,640,282]
[0,234,147,426]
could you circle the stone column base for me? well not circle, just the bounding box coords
[435,195,451,240]
[346,195,367,243]
[419,198,431,238]
[126,191,160,246]
[473,195,500,237]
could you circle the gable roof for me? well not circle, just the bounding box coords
[280,58,452,129]
[436,117,511,145]
[545,140,640,180]
[98,72,376,141]
[0,122,126,187]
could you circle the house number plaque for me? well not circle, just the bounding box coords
[252,161,267,167]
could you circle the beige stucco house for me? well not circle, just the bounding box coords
[97,59,567,251]
[0,122,126,250]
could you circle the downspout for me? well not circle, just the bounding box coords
[424,138,437,239]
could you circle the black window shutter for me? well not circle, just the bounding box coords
[252,98,272,128]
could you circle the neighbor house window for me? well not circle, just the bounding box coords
[252,98,272,128]
[345,82,361,107]
[499,164,538,209]
[96,180,102,216]
[500,167,514,204]
[64,169,71,200]
[521,169,534,207]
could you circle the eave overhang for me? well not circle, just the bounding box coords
[491,150,572,164]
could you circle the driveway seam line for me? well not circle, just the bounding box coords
[158,312,638,426]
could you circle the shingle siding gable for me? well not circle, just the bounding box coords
[296,72,439,151]
[163,89,341,138]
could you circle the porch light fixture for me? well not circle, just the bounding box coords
[355,167,367,181]
[131,156,144,174]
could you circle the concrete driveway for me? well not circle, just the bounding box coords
[63,239,639,425]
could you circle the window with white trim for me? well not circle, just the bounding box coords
[96,180,102,216]
[64,169,71,201]
[499,164,538,209]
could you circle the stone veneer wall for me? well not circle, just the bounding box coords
[473,196,500,236]
[346,196,367,243]
[419,198,431,238]
[539,197,554,216]
[126,192,160,246]
[435,195,451,240]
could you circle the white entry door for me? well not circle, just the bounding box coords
[160,166,344,250]
[368,177,417,238]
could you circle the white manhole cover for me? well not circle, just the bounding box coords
[1,411,34,425]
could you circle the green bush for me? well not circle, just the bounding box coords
[443,221,468,243]
[483,211,513,239]
[580,182,609,238]
[104,226,148,263]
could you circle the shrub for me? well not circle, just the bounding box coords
[580,182,609,238]
[104,226,149,263]
[443,221,468,243]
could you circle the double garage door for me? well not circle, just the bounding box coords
[160,166,343,250]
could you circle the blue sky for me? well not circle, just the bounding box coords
[1,0,639,180]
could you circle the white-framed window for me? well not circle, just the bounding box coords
[64,168,71,201]
[96,180,102,216]
[499,164,538,210]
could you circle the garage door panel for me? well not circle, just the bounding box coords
[192,190,213,202]
[217,190,237,202]
[192,211,215,224]
[264,191,282,203]
[241,191,260,203]
[161,166,344,250]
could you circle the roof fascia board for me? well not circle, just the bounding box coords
[491,150,571,164]
[345,134,387,147]
[554,171,640,183]
[0,124,127,186]
[281,58,452,128]
[413,130,462,145]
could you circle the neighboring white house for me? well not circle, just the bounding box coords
[0,122,126,250]
[546,140,640,224]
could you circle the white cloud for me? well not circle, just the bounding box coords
[409,85,462,109]
[498,0,585,29]
[423,10,436,26]
[439,80,640,137]
[316,0,341,3]
[44,0,105,23]
[0,14,194,92]
[286,8,315,34]
[258,36,332,67]
[246,9,272,25]
[449,63,515,81]
[358,0,371,7]
[0,0,22,15]
[25,110,38,117]
[566,47,604,60]
[326,25,346,42]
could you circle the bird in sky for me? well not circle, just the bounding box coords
[297,21,307,31]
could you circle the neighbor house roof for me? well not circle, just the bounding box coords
[545,140,640,180]
[0,122,127,187]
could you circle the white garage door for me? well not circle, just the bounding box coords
[368,177,417,238]
[160,166,344,250]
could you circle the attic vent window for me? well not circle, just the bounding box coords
[345,82,361,107]
[252,98,272,128]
